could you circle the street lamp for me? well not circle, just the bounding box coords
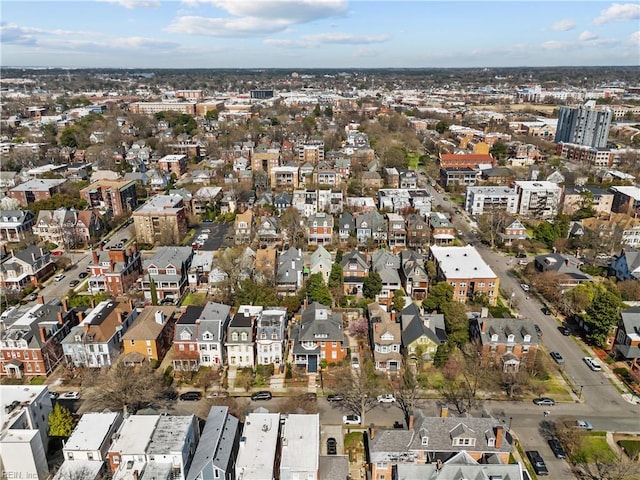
[509,292,515,309]
[508,417,513,434]
[579,385,583,400]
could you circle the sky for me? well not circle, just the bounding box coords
[1,0,639,69]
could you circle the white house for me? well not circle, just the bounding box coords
[256,308,288,366]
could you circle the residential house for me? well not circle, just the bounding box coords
[226,305,258,368]
[534,253,592,288]
[399,170,418,189]
[8,178,66,207]
[367,410,512,480]
[87,245,142,296]
[186,407,241,480]
[428,213,455,245]
[405,214,429,250]
[235,413,280,480]
[280,414,319,480]
[187,250,214,293]
[478,166,515,186]
[307,212,334,246]
[133,194,188,246]
[254,247,277,285]
[0,386,53,480]
[368,303,402,373]
[197,301,232,368]
[309,245,333,283]
[386,213,406,250]
[256,307,288,366]
[291,302,347,372]
[33,208,103,248]
[276,248,304,295]
[400,303,447,366]
[430,245,500,305]
[191,169,214,185]
[341,250,369,295]
[157,154,188,177]
[361,171,382,190]
[234,210,254,246]
[338,211,354,245]
[61,300,137,368]
[370,249,401,304]
[121,306,177,365]
[80,179,138,217]
[273,192,292,213]
[0,246,54,292]
[613,307,640,368]
[139,246,193,304]
[192,186,223,216]
[471,315,540,372]
[611,186,640,217]
[610,248,640,281]
[256,216,281,247]
[356,210,387,246]
[383,167,400,188]
[563,186,614,216]
[0,210,34,243]
[399,249,429,300]
[395,452,525,480]
[172,306,204,373]
[499,219,528,246]
[0,299,78,377]
[237,190,256,213]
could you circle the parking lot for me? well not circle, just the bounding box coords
[189,221,232,251]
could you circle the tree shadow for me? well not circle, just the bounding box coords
[538,419,557,440]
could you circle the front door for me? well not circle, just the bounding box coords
[308,355,318,373]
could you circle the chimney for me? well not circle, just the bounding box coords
[481,307,488,318]
[391,311,396,323]
[62,297,69,312]
[39,326,48,342]
[37,295,45,305]
[481,320,486,334]
[440,405,448,418]
[565,259,569,267]
[155,310,165,325]
[408,413,415,430]
[129,299,134,311]
[90,297,96,309]
[57,311,64,325]
[369,423,375,440]
[119,311,128,324]
[92,250,99,264]
[84,322,90,333]
[77,311,84,323]
[495,425,504,448]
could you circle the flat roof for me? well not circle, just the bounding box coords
[430,245,497,280]
[134,194,183,214]
[65,412,121,452]
[236,413,280,480]
[52,460,103,480]
[109,415,159,455]
[611,185,640,200]
[147,415,195,455]
[280,414,319,475]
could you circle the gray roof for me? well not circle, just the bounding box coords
[187,407,240,480]
[10,178,66,192]
[296,302,345,343]
[257,308,287,340]
[338,211,353,230]
[400,304,447,347]
[476,317,540,346]
[371,249,400,273]
[318,456,349,480]
[173,306,204,341]
[396,451,524,479]
[144,246,193,270]
[197,302,231,342]
[620,307,640,335]
[277,248,303,284]
[341,250,368,271]
[534,253,592,282]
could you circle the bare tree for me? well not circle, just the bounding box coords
[280,207,304,248]
[390,368,422,426]
[332,362,385,426]
[574,450,640,480]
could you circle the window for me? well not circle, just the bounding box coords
[241,332,248,341]
[87,453,94,461]
[113,456,120,464]
[488,438,495,447]
[146,340,151,346]
[272,333,278,340]
[179,344,185,351]
[189,344,195,351]
[203,332,213,340]
[67,453,74,460]
[147,348,152,355]
[232,332,238,341]
[421,436,428,446]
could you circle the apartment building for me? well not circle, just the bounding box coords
[158,154,188,177]
[235,413,280,480]
[555,101,613,148]
[129,101,197,115]
[139,246,193,304]
[80,179,138,217]
[464,186,518,216]
[270,165,299,189]
[562,186,614,216]
[8,178,66,207]
[133,194,188,245]
[611,186,640,217]
[558,142,618,167]
[297,140,324,164]
[87,245,143,296]
[430,245,499,305]
[514,181,563,218]
[280,414,319,480]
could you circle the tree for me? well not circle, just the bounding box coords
[391,368,421,426]
[583,289,622,347]
[477,210,510,248]
[235,279,278,307]
[328,263,343,290]
[438,345,485,414]
[393,289,406,312]
[349,317,369,339]
[422,281,454,312]
[304,273,332,306]
[363,272,382,299]
[280,207,304,247]
[48,403,77,437]
[149,274,158,306]
[332,362,385,426]
[442,301,470,347]
[204,109,219,121]
[489,141,508,161]
[434,120,450,134]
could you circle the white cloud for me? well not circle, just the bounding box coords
[100,0,161,8]
[183,0,348,22]
[551,19,575,31]
[629,31,640,44]
[302,32,390,44]
[167,15,291,36]
[263,38,310,48]
[578,30,598,41]
[593,3,640,25]
[541,40,564,50]
[0,22,77,45]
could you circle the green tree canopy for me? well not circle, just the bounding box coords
[583,289,622,347]
[363,271,383,299]
[204,109,219,121]
[304,273,332,306]
[489,141,508,160]
[328,263,344,290]
[442,301,470,348]
[28,194,88,215]
[435,120,450,134]
[235,279,279,307]
[422,281,454,312]
[393,289,406,312]
[48,403,77,437]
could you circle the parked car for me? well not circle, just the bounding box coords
[78,272,88,279]
[351,355,359,369]
[533,397,556,406]
[520,283,530,292]
[51,250,64,256]
[526,451,549,476]
[69,280,80,287]
[201,229,211,233]
[541,307,551,315]
[583,357,602,371]
[534,324,542,336]
[327,394,344,402]
[558,326,571,336]
[516,252,527,258]
[251,391,273,401]
[49,391,59,400]
[576,419,593,430]
[24,293,38,302]
[377,394,396,403]
[550,351,564,364]
[326,437,337,455]
[548,438,566,459]
[179,391,202,401]
[60,391,80,400]
[54,273,65,282]
[343,414,361,425]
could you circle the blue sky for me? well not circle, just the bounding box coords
[1,1,639,68]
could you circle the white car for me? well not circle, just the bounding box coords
[201,229,211,233]
[343,414,361,425]
[54,274,65,282]
[583,357,602,371]
[377,394,396,403]
[520,283,530,292]
[60,391,80,400]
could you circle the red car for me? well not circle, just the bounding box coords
[51,250,64,256]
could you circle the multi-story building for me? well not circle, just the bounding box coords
[399,303,447,365]
[280,414,319,480]
[291,302,347,372]
[61,412,123,464]
[195,301,232,368]
[356,210,387,246]
[61,300,137,368]
[309,245,332,283]
[87,245,143,296]
[270,165,299,189]
[226,305,258,368]
[33,207,103,248]
[307,212,333,246]
[256,307,287,366]
[368,303,402,373]
[172,306,203,372]
[558,142,619,167]
[157,154,188,177]
[235,413,281,480]
[80,179,138,217]
[256,215,281,247]
[0,386,53,480]
[611,186,640,218]
[428,212,455,245]
[8,178,66,207]
[430,245,499,305]
[341,250,369,296]
[139,246,193,303]
[121,306,177,365]
[129,101,197,115]
[370,249,401,304]
[234,210,253,245]
[0,299,78,377]
[439,153,495,169]
[563,186,614,216]
[133,194,188,246]
[0,246,54,292]
[555,101,613,148]
[0,210,34,243]
[377,189,432,216]
[276,248,304,295]
[464,186,519,216]
[386,213,406,250]
[514,181,563,218]
[405,214,429,250]
[400,249,429,300]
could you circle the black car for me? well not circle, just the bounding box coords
[559,326,571,336]
[69,280,80,287]
[251,391,273,401]
[541,307,551,315]
[534,324,542,336]
[78,272,88,279]
[327,393,344,402]
[326,437,337,455]
[526,451,549,476]
[516,253,527,258]
[548,438,566,459]
[179,391,202,401]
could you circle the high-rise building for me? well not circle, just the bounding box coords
[555,100,612,148]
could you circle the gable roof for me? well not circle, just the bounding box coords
[144,246,193,270]
[400,304,447,347]
[296,302,345,343]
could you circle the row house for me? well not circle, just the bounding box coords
[133,194,188,246]
[139,246,193,304]
[613,307,640,369]
[338,211,354,244]
[400,303,447,366]
[307,212,334,246]
[8,178,66,207]
[61,299,138,369]
[276,248,304,295]
[290,302,347,373]
[406,214,429,250]
[378,189,433,216]
[0,210,34,243]
[0,246,55,292]
[341,250,369,295]
[399,170,418,189]
[471,314,540,372]
[256,215,282,247]
[356,210,387,246]
[235,412,281,480]
[33,208,103,248]
[400,249,429,300]
[309,245,333,283]
[234,210,253,245]
[384,167,400,188]
[386,213,406,250]
[226,305,260,368]
[121,306,178,366]
[80,179,138,217]
[256,307,288,367]
[87,245,143,296]
[196,302,231,369]
[273,192,292,213]
[1,298,78,378]
[428,212,455,245]
[172,306,203,372]
[370,249,401,304]
[367,303,402,373]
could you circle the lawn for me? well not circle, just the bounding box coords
[181,292,207,307]
[572,435,617,463]
[407,153,420,169]
[618,439,640,460]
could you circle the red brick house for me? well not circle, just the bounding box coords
[87,244,143,296]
